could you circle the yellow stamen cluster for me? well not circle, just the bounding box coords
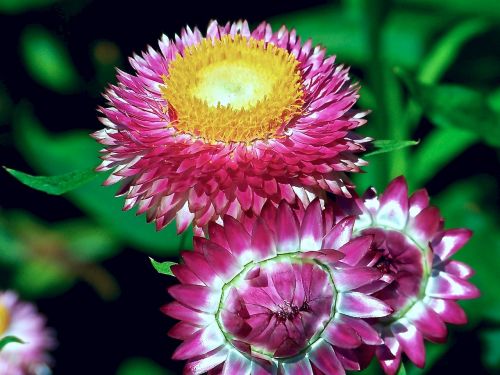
[162,35,304,144]
[0,303,10,335]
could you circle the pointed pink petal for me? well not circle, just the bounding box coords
[338,315,383,345]
[200,238,242,282]
[182,251,223,288]
[432,229,472,261]
[410,207,441,245]
[169,322,202,340]
[223,215,253,263]
[424,297,467,324]
[161,302,212,326]
[426,271,480,299]
[405,301,447,339]
[333,267,381,292]
[280,358,313,375]
[323,320,362,348]
[251,217,277,260]
[221,350,251,375]
[323,216,355,249]
[171,264,204,286]
[309,341,345,375]
[377,176,409,230]
[408,189,429,218]
[276,201,300,253]
[168,285,218,313]
[337,292,392,318]
[392,322,425,368]
[173,323,225,360]
[445,260,475,279]
[376,338,401,375]
[337,236,373,266]
[184,346,229,375]
[300,199,324,250]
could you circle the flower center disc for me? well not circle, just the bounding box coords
[0,303,10,335]
[162,35,304,144]
[219,259,335,359]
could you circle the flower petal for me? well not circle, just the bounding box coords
[300,199,324,250]
[276,201,300,253]
[432,229,472,261]
[309,340,345,375]
[172,322,225,360]
[332,267,381,292]
[323,319,362,348]
[376,176,408,230]
[337,292,392,318]
[391,321,425,368]
[426,271,480,299]
[323,216,355,249]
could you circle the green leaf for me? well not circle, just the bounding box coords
[0,336,24,351]
[21,25,81,93]
[0,0,59,14]
[397,70,500,147]
[117,357,171,375]
[394,0,500,20]
[149,258,176,277]
[365,140,419,157]
[481,329,500,370]
[408,128,478,188]
[396,364,407,375]
[13,105,191,255]
[4,167,97,195]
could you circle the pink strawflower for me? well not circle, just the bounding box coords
[0,291,55,375]
[335,176,479,374]
[93,20,369,233]
[163,199,391,374]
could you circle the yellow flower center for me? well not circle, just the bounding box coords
[0,303,11,335]
[162,35,304,144]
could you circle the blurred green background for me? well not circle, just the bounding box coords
[0,0,499,374]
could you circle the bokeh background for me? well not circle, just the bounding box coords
[0,0,499,374]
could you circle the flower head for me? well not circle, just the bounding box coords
[335,176,479,374]
[0,291,55,375]
[93,20,369,232]
[164,199,391,374]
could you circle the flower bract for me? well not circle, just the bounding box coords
[334,176,480,374]
[93,20,369,232]
[0,291,55,375]
[163,199,391,374]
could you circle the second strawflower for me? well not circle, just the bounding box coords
[94,20,369,232]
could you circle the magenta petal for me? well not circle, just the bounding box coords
[323,216,355,249]
[410,207,441,245]
[300,199,324,250]
[376,338,401,375]
[425,298,467,324]
[309,341,345,375]
[223,215,253,262]
[337,236,373,266]
[168,284,218,313]
[444,260,475,279]
[376,176,408,229]
[172,323,225,360]
[333,267,381,292]
[280,358,313,375]
[338,315,383,345]
[221,350,250,375]
[338,292,392,318]
[184,346,229,375]
[162,301,212,325]
[202,239,242,282]
[251,360,277,375]
[251,217,277,260]
[323,320,362,348]
[426,271,480,299]
[392,322,425,368]
[276,201,300,253]
[169,321,202,340]
[182,251,223,288]
[408,189,430,218]
[405,301,447,339]
[432,229,472,261]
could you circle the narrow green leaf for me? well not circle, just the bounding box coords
[4,167,97,195]
[13,105,191,255]
[396,364,407,375]
[21,25,81,93]
[409,128,478,188]
[149,258,176,277]
[397,69,500,147]
[365,139,419,157]
[0,336,24,351]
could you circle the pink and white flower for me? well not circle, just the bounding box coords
[163,199,391,374]
[0,291,55,375]
[335,176,479,374]
[93,20,369,233]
